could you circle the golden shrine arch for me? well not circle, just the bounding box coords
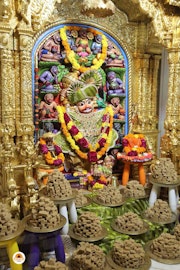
[0,1,179,206]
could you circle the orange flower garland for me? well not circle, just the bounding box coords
[87,174,108,188]
[60,26,108,73]
[39,137,65,167]
[57,105,113,163]
[122,133,146,155]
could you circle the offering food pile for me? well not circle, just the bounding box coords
[95,185,123,204]
[150,233,180,259]
[150,158,178,184]
[34,258,69,270]
[70,242,106,270]
[123,180,146,198]
[0,202,19,237]
[46,170,73,199]
[27,196,63,230]
[75,189,88,207]
[174,223,180,241]
[111,238,146,268]
[73,212,102,238]
[115,212,144,231]
[144,199,172,222]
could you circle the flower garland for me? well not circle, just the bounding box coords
[87,174,108,188]
[122,133,147,156]
[57,105,113,163]
[60,26,108,73]
[39,138,65,166]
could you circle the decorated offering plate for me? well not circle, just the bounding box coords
[25,215,66,233]
[92,195,125,207]
[142,212,177,225]
[111,220,149,235]
[67,260,110,270]
[53,190,78,204]
[149,177,180,187]
[124,194,149,200]
[106,251,151,270]
[145,241,180,264]
[75,197,92,208]
[0,220,25,242]
[68,225,107,242]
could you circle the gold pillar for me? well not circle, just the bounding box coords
[164,49,180,173]
[0,28,16,194]
[132,54,160,154]
[15,28,35,155]
[14,27,37,193]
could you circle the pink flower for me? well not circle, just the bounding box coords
[54,159,63,166]
[102,114,108,122]
[90,180,96,187]
[128,150,138,156]
[54,145,62,155]
[141,139,146,148]
[98,138,106,147]
[77,138,89,148]
[88,151,98,163]
[40,144,48,154]
[70,125,79,136]
[105,126,110,134]
[64,113,71,123]
[122,139,129,147]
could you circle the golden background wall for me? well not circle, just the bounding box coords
[0,0,179,201]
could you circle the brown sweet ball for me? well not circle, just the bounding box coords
[73,212,102,238]
[0,202,19,237]
[124,180,146,198]
[150,233,180,259]
[70,242,106,270]
[115,212,144,231]
[96,185,122,204]
[145,199,172,222]
[150,158,178,184]
[34,257,69,270]
[75,189,88,207]
[46,169,73,199]
[111,238,145,268]
[27,196,61,230]
[174,223,180,241]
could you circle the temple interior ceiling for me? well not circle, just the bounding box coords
[112,0,151,22]
[112,0,180,22]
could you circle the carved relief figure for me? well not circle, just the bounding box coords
[75,28,92,57]
[38,65,59,92]
[39,32,62,62]
[109,96,125,120]
[106,71,125,95]
[39,93,58,119]
[106,41,125,67]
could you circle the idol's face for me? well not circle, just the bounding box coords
[45,94,54,104]
[77,98,94,113]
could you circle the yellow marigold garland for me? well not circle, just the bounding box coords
[57,105,113,162]
[60,26,108,73]
[39,137,65,167]
[122,133,146,155]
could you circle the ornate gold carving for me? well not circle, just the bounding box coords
[81,0,115,18]
[16,0,62,30]
[0,0,13,21]
[138,0,180,48]
[165,0,180,7]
